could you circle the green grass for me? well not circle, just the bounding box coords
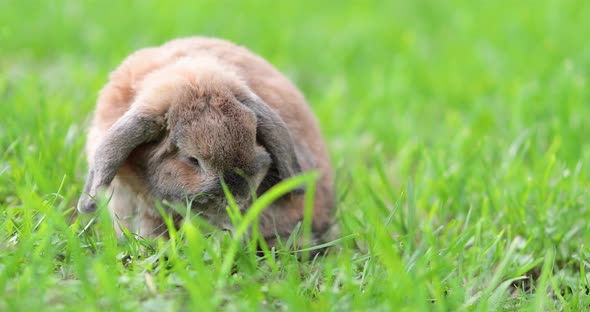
[2,0,590,310]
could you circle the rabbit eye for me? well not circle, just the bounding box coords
[188,157,202,168]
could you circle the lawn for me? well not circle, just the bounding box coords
[2,0,590,310]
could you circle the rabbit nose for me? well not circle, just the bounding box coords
[222,170,250,198]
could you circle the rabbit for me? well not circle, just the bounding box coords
[77,37,335,248]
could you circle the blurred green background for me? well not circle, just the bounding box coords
[3,1,590,160]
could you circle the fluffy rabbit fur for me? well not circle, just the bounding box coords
[77,37,334,247]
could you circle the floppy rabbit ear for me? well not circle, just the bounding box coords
[77,108,165,213]
[241,94,304,193]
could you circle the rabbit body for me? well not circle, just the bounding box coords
[80,37,334,245]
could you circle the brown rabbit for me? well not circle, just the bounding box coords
[77,37,334,247]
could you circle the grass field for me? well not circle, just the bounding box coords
[2,0,590,310]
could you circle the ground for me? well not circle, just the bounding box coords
[1,0,590,311]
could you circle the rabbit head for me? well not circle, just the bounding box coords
[77,57,302,214]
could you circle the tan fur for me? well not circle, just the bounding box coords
[84,37,334,246]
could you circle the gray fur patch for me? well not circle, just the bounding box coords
[77,111,165,213]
